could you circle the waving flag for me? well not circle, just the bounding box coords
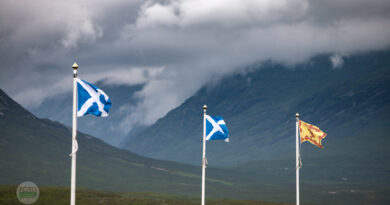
[299,120,327,148]
[201,106,229,205]
[205,115,229,142]
[77,79,111,117]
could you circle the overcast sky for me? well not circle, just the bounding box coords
[1,0,390,128]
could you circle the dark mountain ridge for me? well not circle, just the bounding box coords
[121,51,390,167]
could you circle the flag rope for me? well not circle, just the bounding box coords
[297,132,302,169]
[69,139,78,157]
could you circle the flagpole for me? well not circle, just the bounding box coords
[296,113,300,205]
[201,105,207,205]
[70,63,78,205]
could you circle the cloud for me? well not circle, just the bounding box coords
[12,66,162,108]
[136,0,309,28]
[123,0,390,125]
[1,0,390,131]
[83,66,165,86]
[330,54,344,69]
[0,0,102,51]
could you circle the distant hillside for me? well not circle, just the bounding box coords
[121,51,390,167]
[0,88,244,197]
[3,87,368,205]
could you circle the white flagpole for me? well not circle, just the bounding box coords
[296,113,300,205]
[70,63,78,205]
[201,105,207,205]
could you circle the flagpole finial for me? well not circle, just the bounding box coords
[296,113,299,117]
[72,62,78,70]
[203,105,207,111]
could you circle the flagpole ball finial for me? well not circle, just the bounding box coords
[296,113,299,117]
[72,62,78,70]
[203,105,207,110]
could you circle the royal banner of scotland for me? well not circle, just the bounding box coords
[299,120,326,148]
[77,79,112,117]
[205,115,229,142]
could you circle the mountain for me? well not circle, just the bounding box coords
[2,87,355,204]
[0,88,244,197]
[1,74,389,204]
[30,83,143,146]
[121,51,390,167]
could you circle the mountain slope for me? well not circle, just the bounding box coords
[121,51,390,166]
[3,88,341,204]
[0,88,244,196]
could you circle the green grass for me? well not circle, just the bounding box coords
[0,185,291,205]
[173,171,233,186]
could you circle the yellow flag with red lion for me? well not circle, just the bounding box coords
[299,120,327,148]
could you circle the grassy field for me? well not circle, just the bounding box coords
[0,185,291,205]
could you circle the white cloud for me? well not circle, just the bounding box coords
[136,0,309,28]
[13,67,162,108]
[330,54,344,69]
[83,66,164,86]
[61,20,103,49]
[0,0,103,50]
[121,0,390,125]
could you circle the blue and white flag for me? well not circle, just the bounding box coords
[205,115,229,142]
[77,78,111,117]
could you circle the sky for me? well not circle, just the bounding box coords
[1,0,390,130]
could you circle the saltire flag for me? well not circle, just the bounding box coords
[77,79,112,117]
[205,115,229,142]
[299,120,326,148]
